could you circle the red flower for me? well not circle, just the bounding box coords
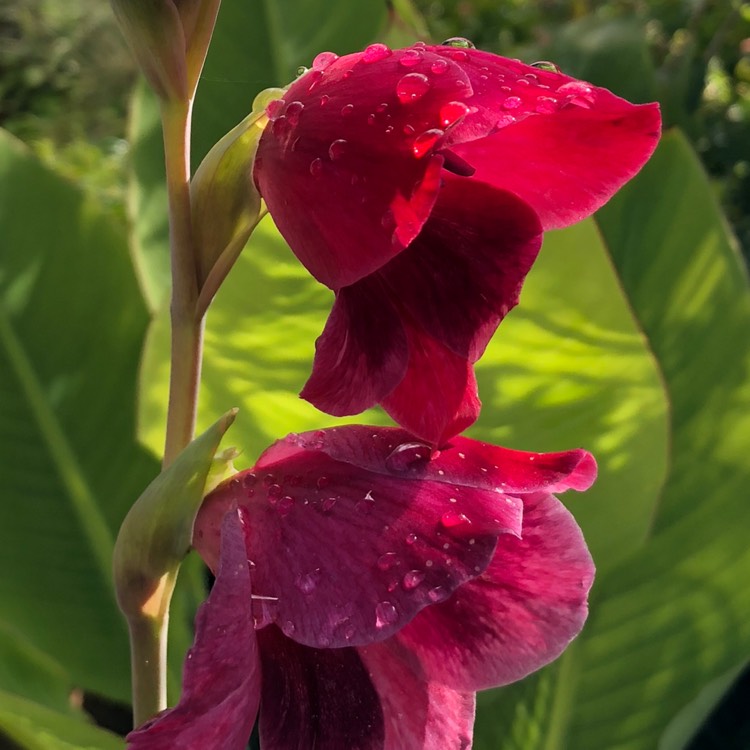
[253,42,661,446]
[127,426,595,748]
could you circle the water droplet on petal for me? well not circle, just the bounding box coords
[375,601,398,628]
[319,94,330,107]
[285,100,304,125]
[441,511,471,529]
[441,36,475,49]
[281,620,296,636]
[412,128,445,158]
[377,552,400,571]
[296,65,309,76]
[277,495,295,516]
[363,43,391,64]
[502,96,522,110]
[535,96,558,114]
[340,103,354,116]
[309,157,323,176]
[312,51,338,71]
[406,533,418,545]
[376,102,389,113]
[271,115,289,136]
[265,99,284,119]
[295,568,321,594]
[367,113,377,125]
[385,441,432,471]
[321,496,337,513]
[557,81,596,108]
[403,570,425,590]
[396,73,430,104]
[328,139,347,160]
[439,100,470,127]
[241,472,257,489]
[428,586,449,603]
[531,60,560,73]
[431,59,449,75]
[399,48,422,67]
[267,483,282,500]
[403,123,415,135]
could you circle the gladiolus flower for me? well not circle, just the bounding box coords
[128,426,596,748]
[253,42,661,445]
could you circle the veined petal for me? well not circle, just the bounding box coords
[254,45,474,289]
[258,626,384,750]
[395,491,595,691]
[279,425,596,496]
[380,328,481,446]
[360,638,475,750]
[194,430,523,649]
[127,510,260,749]
[382,176,543,361]
[300,279,408,416]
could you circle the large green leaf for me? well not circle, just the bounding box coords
[128,0,387,310]
[0,691,123,750]
[473,131,750,750]
[0,130,197,707]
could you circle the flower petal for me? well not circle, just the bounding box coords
[193,429,523,649]
[283,425,596,495]
[380,328,481,446]
[127,510,260,749]
[254,46,474,289]
[395,491,595,690]
[258,626,384,750]
[382,176,543,361]
[360,638,475,750]
[300,278,408,416]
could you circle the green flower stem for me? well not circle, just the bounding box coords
[161,98,203,470]
[127,98,202,726]
[126,573,178,728]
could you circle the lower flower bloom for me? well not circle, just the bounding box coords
[127,426,596,749]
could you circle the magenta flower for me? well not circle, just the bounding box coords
[127,426,595,748]
[253,42,661,446]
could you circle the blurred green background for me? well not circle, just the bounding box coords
[1,1,749,749]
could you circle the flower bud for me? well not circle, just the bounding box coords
[113,409,237,620]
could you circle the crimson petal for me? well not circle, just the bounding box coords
[360,638,475,749]
[193,429,523,649]
[395,491,595,690]
[382,176,543,361]
[300,278,408,416]
[258,626,384,750]
[254,46,474,289]
[127,510,260,750]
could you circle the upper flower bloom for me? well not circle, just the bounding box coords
[253,42,661,445]
[128,425,596,749]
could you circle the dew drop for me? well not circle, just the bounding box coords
[363,43,391,64]
[296,65,308,76]
[441,36,475,49]
[316,476,330,489]
[406,533,418,545]
[367,113,377,125]
[376,102,389,113]
[535,96,558,114]
[439,100,470,127]
[403,570,425,590]
[396,73,430,104]
[319,94,330,107]
[267,483,282,499]
[271,115,289,136]
[412,128,445,158]
[340,103,354,116]
[556,81,596,108]
[309,157,323,176]
[377,552,400,571]
[399,48,422,67]
[312,51,338,71]
[531,60,561,73]
[328,139,347,160]
[277,495,295,516]
[385,125,394,134]
[295,568,321,594]
[431,59,449,75]
[441,511,471,529]
[375,601,398,628]
[285,100,304,125]
[281,620,296,636]
[321,496,337,513]
[502,96,522,110]
[428,586,449,603]
[403,123,415,136]
[385,441,432,471]
[241,472,257,489]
